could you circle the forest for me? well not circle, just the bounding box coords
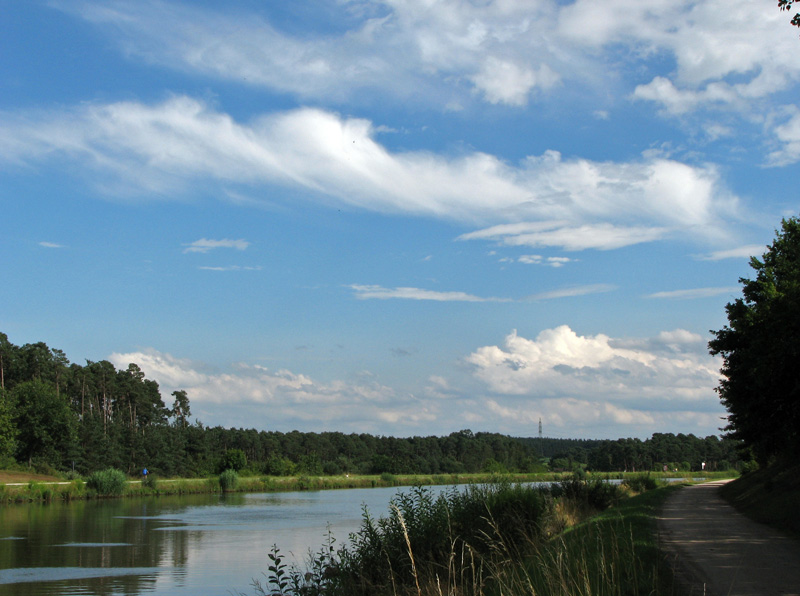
[0,332,741,478]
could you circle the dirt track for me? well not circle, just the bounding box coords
[658,480,800,595]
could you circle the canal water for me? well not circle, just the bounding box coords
[0,485,417,596]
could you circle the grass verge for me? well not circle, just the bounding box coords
[719,459,800,537]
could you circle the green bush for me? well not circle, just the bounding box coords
[553,475,621,511]
[379,472,396,484]
[624,473,659,493]
[219,469,239,491]
[87,468,127,496]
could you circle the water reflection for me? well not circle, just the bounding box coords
[0,487,406,596]
[0,480,702,596]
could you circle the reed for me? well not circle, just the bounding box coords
[86,468,127,496]
[245,478,682,596]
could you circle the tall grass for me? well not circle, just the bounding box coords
[243,476,671,596]
[86,468,127,496]
[219,469,239,491]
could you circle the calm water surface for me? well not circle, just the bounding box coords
[0,485,419,596]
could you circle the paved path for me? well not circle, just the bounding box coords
[658,480,800,595]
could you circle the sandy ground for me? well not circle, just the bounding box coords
[658,480,800,596]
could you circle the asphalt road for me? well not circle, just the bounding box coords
[658,480,800,595]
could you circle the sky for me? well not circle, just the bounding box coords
[1,0,799,441]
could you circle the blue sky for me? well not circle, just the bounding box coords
[2,0,798,440]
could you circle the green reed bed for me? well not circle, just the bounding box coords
[246,477,681,596]
[0,470,592,504]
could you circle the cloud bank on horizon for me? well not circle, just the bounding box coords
[1,0,797,439]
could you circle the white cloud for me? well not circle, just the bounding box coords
[466,325,720,406]
[646,287,739,300]
[350,284,509,302]
[698,244,764,261]
[58,0,564,108]
[527,284,615,301]
[183,238,250,253]
[107,338,726,437]
[39,241,65,248]
[767,107,800,166]
[108,349,415,431]
[558,1,800,115]
[460,222,668,251]
[0,98,739,249]
[518,255,574,267]
[470,58,559,106]
[58,0,800,120]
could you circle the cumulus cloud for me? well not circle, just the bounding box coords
[557,1,799,114]
[107,348,421,432]
[518,255,575,267]
[0,98,740,249]
[105,330,726,437]
[182,238,250,253]
[470,58,559,106]
[467,325,720,407]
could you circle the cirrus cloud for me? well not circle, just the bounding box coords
[0,98,739,251]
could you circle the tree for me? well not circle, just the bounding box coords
[12,379,77,467]
[0,388,17,462]
[709,217,800,464]
[171,390,191,427]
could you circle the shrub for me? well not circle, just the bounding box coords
[87,468,127,496]
[379,472,396,484]
[219,469,239,491]
[624,473,659,493]
[58,479,85,501]
[553,475,621,511]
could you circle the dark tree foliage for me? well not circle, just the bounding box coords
[586,433,739,472]
[0,330,743,477]
[709,217,800,464]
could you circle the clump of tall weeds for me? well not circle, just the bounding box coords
[86,468,127,496]
[244,477,659,596]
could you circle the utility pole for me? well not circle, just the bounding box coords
[538,418,543,458]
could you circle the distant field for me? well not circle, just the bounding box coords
[0,470,61,484]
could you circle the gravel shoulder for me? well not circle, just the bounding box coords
[658,480,800,596]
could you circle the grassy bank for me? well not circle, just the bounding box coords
[720,459,800,536]
[0,471,566,504]
[244,475,687,596]
[0,468,732,505]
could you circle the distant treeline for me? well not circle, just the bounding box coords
[0,332,741,477]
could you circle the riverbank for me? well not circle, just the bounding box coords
[0,469,736,504]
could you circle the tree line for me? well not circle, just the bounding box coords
[0,331,741,477]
